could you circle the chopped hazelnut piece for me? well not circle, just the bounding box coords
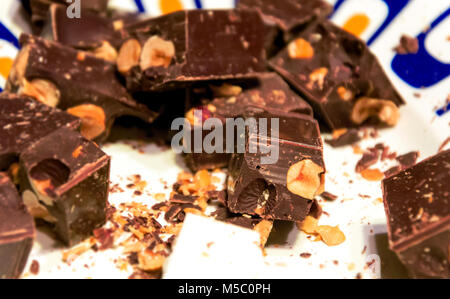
[337,86,353,101]
[287,159,325,200]
[308,67,328,90]
[288,38,314,59]
[20,78,61,107]
[92,41,118,63]
[117,39,142,74]
[254,220,273,247]
[316,225,346,246]
[67,104,106,140]
[360,168,384,181]
[351,97,400,126]
[140,36,175,70]
[298,216,318,234]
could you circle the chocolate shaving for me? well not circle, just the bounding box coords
[396,151,419,169]
[320,191,338,202]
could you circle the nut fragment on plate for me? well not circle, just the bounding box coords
[287,159,325,200]
[117,39,142,74]
[92,41,118,63]
[297,216,345,246]
[351,97,400,126]
[288,38,314,59]
[138,250,166,271]
[67,104,106,140]
[254,220,273,247]
[140,36,175,70]
[20,79,60,107]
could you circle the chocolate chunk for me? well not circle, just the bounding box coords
[320,191,338,202]
[29,0,109,33]
[118,9,267,92]
[19,128,110,246]
[396,151,419,170]
[325,128,361,147]
[49,4,139,52]
[0,172,35,279]
[0,93,81,170]
[6,34,158,143]
[238,0,332,42]
[355,148,380,173]
[269,21,405,130]
[394,35,419,55]
[184,73,313,171]
[382,149,450,278]
[227,108,324,221]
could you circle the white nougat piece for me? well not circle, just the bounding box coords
[163,214,265,279]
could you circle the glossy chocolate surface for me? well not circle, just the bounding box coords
[0,173,35,279]
[382,149,450,278]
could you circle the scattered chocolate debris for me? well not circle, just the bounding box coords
[325,129,361,147]
[396,151,419,169]
[300,253,312,258]
[30,260,40,275]
[320,191,338,202]
[394,35,419,55]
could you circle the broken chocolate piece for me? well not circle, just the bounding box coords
[19,128,110,246]
[382,149,450,278]
[227,107,324,221]
[238,0,332,42]
[184,73,313,171]
[394,35,419,55]
[325,128,361,147]
[50,4,139,52]
[396,151,419,170]
[6,34,157,142]
[269,21,404,130]
[355,147,380,173]
[0,172,35,279]
[0,93,80,170]
[29,0,109,33]
[119,9,267,92]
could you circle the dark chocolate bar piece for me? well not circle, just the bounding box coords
[227,107,324,221]
[29,0,109,33]
[0,93,81,170]
[6,34,157,142]
[117,9,267,92]
[382,149,450,278]
[49,4,140,55]
[0,172,35,279]
[238,0,332,42]
[19,128,110,246]
[269,21,405,130]
[184,73,313,171]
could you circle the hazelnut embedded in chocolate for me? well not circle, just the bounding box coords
[288,38,314,59]
[67,104,106,140]
[351,97,400,126]
[140,36,175,70]
[287,159,325,200]
[117,39,142,74]
[20,79,61,107]
[92,41,118,63]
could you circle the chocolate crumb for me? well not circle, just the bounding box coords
[300,253,312,258]
[30,260,40,275]
[396,151,419,169]
[320,191,338,202]
[394,35,419,54]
